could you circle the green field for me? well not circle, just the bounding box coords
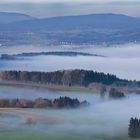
[0,131,132,140]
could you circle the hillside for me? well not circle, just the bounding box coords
[0,70,139,89]
[0,12,34,24]
[3,13,140,30]
[0,13,140,46]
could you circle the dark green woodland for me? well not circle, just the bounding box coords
[0,70,138,88]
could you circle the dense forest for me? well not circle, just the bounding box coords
[0,70,139,88]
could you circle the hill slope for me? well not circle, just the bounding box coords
[0,13,140,46]
[0,69,138,87]
[0,12,34,24]
[0,70,140,94]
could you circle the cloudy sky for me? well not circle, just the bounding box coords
[0,0,139,18]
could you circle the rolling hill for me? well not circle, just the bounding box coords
[0,12,34,24]
[0,13,140,46]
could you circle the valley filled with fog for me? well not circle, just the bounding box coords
[0,84,137,140]
[0,43,140,80]
[0,44,140,140]
[0,2,140,139]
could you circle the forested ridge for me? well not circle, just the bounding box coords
[0,70,139,88]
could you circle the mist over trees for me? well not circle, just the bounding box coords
[109,88,125,99]
[0,97,89,109]
[100,85,106,99]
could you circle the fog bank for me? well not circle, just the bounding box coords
[0,85,139,139]
[0,44,140,80]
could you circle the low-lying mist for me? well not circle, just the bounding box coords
[0,43,139,139]
[0,43,140,80]
[0,85,139,139]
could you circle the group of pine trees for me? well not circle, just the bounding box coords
[128,118,140,138]
[99,87,125,99]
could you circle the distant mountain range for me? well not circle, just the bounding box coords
[0,12,34,24]
[0,12,140,46]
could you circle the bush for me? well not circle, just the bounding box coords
[109,88,125,99]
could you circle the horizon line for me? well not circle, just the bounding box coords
[0,11,139,19]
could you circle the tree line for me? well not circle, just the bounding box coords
[0,70,136,87]
[0,96,89,109]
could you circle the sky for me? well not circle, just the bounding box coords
[0,0,139,3]
[0,0,139,18]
